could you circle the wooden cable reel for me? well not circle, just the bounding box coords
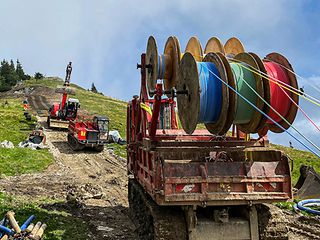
[185,36,203,62]
[204,37,225,55]
[146,36,181,95]
[224,37,245,57]
[146,36,298,136]
[204,53,234,134]
[163,36,181,92]
[177,53,199,134]
[264,53,299,133]
[249,52,270,132]
[232,53,265,133]
[177,52,234,135]
[146,36,158,93]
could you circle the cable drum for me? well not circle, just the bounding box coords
[264,62,291,123]
[263,53,299,133]
[148,36,300,137]
[232,53,265,133]
[146,36,181,94]
[177,52,231,134]
[197,62,222,123]
[224,37,245,58]
[231,62,257,124]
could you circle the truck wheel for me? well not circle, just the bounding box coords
[95,145,104,152]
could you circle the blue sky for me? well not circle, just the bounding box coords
[0,0,319,154]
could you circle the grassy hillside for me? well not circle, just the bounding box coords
[0,98,53,176]
[25,78,127,157]
[272,144,320,185]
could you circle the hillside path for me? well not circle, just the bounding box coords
[0,117,137,240]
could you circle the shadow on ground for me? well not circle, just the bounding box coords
[51,141,103,155]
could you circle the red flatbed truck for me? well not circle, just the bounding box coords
[126,54,292,240]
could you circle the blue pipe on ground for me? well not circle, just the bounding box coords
[20,215,35,231]
[296,199,320,215]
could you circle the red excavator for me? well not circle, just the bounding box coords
[47,62,80,129]
[67,115,109,152]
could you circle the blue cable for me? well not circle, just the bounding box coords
[157,55,166,79]
[197,62,222,123]
[297,199,320,215]
[204,64,320,159]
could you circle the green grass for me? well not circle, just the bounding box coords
[0,98,53,177]
[0,193,88,240]
[0,148,53,176]
[272,144,320,185]
[24,77,66,89]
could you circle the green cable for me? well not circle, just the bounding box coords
[237,67,320,153]
[230,62,257,124]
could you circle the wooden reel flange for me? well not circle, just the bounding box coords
[233,53,265,133]
[225,37,245,57]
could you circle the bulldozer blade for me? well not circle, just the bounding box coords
[49,119,69,129]
[294,165,320,199]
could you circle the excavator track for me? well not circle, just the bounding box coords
[67,134,84,151]
[257,204,289,240]
[128,178,188,240]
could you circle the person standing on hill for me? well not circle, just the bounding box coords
[65,62,72,85]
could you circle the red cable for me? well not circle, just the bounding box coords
[264,62,291,123]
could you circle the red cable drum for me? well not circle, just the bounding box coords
[264,62,291,123]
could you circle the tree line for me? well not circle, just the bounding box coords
[0,59,44,92]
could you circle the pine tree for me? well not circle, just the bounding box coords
[0,76,10,91]
[16,59,26,80]
[34,72,44,80]
[0,60,11,77]
[9,60,15,73]
[91,83,98,93]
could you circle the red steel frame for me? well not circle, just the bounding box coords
[127,54,292,206]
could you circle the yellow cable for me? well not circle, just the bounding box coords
[233,62,320,108]
[140,102,152,116]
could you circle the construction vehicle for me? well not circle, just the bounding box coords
[67,115,109,152]
[294,165,320,199]
[47,63,80,129]
[126,52,293,240]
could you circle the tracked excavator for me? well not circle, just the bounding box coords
[47,62,80,129]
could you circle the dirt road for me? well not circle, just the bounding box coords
[0,117,137,239]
